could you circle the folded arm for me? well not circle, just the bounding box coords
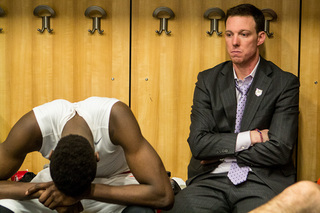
[188,72,238,161]
[236,75,300,167]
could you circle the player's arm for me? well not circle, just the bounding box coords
[0,110,43,199]
[86,101,174,210]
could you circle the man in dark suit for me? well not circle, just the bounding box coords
[165,3,299,213]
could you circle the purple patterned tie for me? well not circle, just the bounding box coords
[228,162,250,185]
[228,76,252,185]
[234,77,252,133]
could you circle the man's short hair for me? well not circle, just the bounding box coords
[50,134,97,197]
[225,4,265,33]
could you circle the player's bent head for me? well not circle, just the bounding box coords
[50,134,97,197]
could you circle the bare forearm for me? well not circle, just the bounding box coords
[87,183,172,210]
[0,181,37,200]
[250,181,320,213]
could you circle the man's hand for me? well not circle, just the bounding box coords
[26,181,80,210]
[250,129,269,145]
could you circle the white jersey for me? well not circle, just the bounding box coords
[33,96,129,177]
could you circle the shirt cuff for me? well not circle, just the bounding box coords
[235,131,251,152]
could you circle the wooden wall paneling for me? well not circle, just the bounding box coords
[0,0,130,175]
[0,1,42,173]
[131,0,300,181]
[0,3,10,141]
[72,0,130,103]
[50,0,75,101]
[298,0,320,181]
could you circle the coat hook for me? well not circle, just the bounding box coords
[261,9,277,38]
[204,8,225,36]
[33,5,55,33]
[153,7,175,35]
[85,6,107,34]
[0,7,5,32]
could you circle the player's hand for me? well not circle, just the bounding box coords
[25,181,52,198]
[26,181,80,210]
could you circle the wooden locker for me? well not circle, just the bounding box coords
[298,0,320,181]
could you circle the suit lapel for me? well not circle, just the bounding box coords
[241,59,272,131]
[218,62,237,132]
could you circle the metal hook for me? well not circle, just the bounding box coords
[261,9,277,38]
[33,5,55,33]
[85,6,107,34]
[204,8,225,36]
[153,7,175,35]
[0,7,5,32]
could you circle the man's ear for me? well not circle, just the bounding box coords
[95,152,100,162]
[49,150,54,160]
[257,31,266,46]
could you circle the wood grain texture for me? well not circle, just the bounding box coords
[298,0,320,181]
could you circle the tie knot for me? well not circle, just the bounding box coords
[235,76,253,95]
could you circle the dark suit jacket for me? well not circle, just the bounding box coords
[187,57,300,194]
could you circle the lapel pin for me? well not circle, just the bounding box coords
[255,88,263,97]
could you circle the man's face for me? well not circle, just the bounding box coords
[225,16,265,66]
